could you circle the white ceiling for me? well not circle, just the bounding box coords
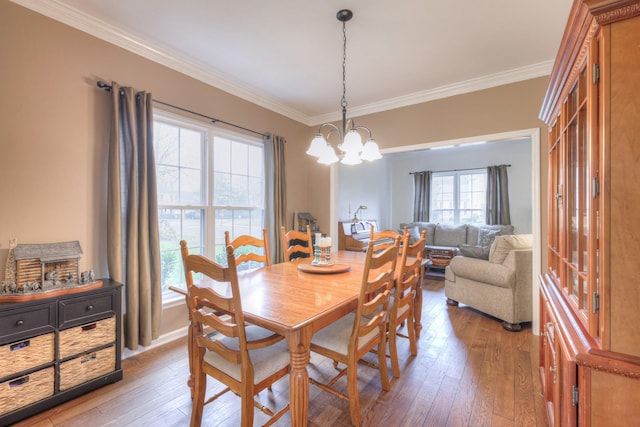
[14,0,574,126]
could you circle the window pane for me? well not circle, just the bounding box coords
[180,168,202,205]
[248,145,263,177]
[215,209,232,245]
[231,141,249,175]
[157,165,179,204]
[182,209,203,246]
[231,174,249,205]
[233,210,251,237]
[154,122,179,166]
[248,176,263,207]
[180,129,202,169]
[213,172,231,205]
[430,170,486,225]
[214,137,231,173]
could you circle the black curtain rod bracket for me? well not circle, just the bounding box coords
[96,81,268,138]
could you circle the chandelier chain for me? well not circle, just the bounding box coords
[341,21,348,111]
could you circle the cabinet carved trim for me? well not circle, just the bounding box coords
[586,1,640,24]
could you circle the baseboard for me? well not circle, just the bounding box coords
[122,326,189,359]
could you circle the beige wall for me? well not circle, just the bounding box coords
[0,1,549,338]
[0,2,314,336]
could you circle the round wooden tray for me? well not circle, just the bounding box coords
[297,263,351,274]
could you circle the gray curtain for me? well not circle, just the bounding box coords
[486,165,511,225]
[264,134,287,264]
[413,171,431,222]
[107,82,162,350]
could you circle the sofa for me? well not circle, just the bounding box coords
[399,222,515,256]
[444,234,533,331]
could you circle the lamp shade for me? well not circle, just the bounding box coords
[306,134,327,157]
[340,129,364,154]
[317,144,339,164]
[340,149,362,165]
[360,138,382,161]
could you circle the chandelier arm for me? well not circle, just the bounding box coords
[316,122,342,139]
[353,125,373,138]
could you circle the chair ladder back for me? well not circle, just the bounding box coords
[354,238,400,342]
[185,244,248,365]
[369,225,404,253]
[281,225,313,262]
[225,228,271,267]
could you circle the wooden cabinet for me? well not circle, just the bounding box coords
[0,280,122,426]
[539,1,640,425]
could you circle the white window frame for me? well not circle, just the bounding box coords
[430,169,487,225]
[153,110,264,303]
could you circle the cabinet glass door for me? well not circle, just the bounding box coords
[563,65,591,317]
[548,121,562,281]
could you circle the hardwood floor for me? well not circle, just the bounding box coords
[14,279,548,427]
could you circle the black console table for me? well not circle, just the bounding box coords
[0,279,123,426]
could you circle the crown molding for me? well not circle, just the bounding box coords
[13,0,552,128]
[309,61,553,126]
[10,0,309,124]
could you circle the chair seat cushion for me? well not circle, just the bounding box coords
[203,325,290,384]
[311,313,380,355]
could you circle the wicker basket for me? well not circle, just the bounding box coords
[59,346,115,391]
[59,317,115,359]
[429,255,451,267]
[0,333,54,379]
[0,367,54,416]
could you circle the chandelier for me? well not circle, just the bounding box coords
[306,9,382,165]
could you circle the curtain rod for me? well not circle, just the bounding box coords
[96,81,269,138]
[409,164,511,175]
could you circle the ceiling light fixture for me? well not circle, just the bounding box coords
[306,9,382,165]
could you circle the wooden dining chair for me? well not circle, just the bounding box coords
[369,225,407,252]
[388,229,426,378]
[181,240,290,427]
[224,228,271,269]
[309,237,401,426]
[280,225,313,262]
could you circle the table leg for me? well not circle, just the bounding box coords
[287,327,313,427]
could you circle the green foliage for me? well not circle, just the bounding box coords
[160,250,180,290]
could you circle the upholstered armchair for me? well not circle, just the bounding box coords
[444,234,533,331]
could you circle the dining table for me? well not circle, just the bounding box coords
[238,250,365,426]
[190,249,425,427]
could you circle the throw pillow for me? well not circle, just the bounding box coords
[477,228,501,247]
[488,234,533,264]
[407,225,421,243]
[458,244,490,260]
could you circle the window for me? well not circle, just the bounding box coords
[430,169,486,225]
[153,112,264,301]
